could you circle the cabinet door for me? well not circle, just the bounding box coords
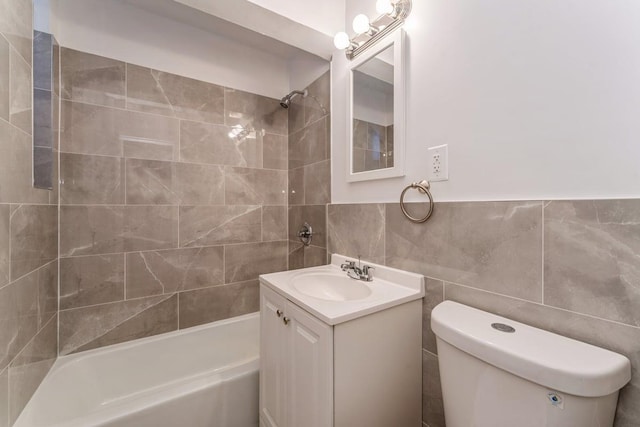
[286,302,333,427]
[260,285,287,427]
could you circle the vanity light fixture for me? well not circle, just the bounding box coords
[334,0,412,60]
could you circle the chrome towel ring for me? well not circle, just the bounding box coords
[400,180,434,223]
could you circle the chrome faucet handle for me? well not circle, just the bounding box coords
[362,265,375,282]
[341,260,356,271]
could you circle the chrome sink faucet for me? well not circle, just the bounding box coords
[340,256,375,282]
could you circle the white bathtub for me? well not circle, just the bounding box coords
[15,313,260,427]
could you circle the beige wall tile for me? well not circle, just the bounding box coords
[386,201,543,302]
[225,241,287,283]
[225,167,287,206]
[59,295,177,355]
[263,133,287,170]
[8,315,56,425]
[9,44,32,137]
[126,246,224,299]
[126,64,224,123]
[61,48,125,108]
[60,254,124,310]
[288,117,329,169]
[123,205,178,252]
[423,279,444,355]
[288,167,304,206]
[60,206,124,257]
[328,204,385,264]
[178,280,259,329]
[0,367,7,427]
[36,261,57,330]
[179,120,262,168]
[0,272,38,371]
[0,36,9,122]
[545,200,640,327]
[179,205,262,247]
[0,205,9,288]
[423,350,445,427]
[262,206,287,241]
[303,160,330,205]
[0,0,32,66]
[60,153,124,205]
[10,205,57,280]
[304,71,330,126]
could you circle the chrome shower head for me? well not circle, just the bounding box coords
[279,89,308,109]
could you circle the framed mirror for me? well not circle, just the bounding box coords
[347,29,405,182]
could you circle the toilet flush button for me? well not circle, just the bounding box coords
[491,323,516,333]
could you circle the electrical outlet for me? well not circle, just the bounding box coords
[427,144,448,181]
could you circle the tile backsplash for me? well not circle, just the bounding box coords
[327,200,640,427]
[57,47,289,355]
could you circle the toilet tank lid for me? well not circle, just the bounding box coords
[431,301,631,397]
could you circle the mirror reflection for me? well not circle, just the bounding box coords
[352,44,394,173]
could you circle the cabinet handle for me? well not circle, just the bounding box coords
[283,317,290,325]
[276,309,283,318]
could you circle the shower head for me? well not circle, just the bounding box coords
[280,89,308,109]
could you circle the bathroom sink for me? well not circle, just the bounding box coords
[291,273,372,301]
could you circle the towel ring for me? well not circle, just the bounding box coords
[400,180,434,223]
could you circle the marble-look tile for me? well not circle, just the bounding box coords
[9,47,31,134]
[545,200,640,326]
[224,241,288,283]
[178,280,259,329]
[287,93,305,135]
[179,205,262,247]
[352,148,366,173]
[0,0,32,65]
[304,160,330,205]
[423,350,446,427]
[0,271,38,371]
[288,241,304,271]
[60,206,124,257]
[10,205,57,280]
[33,31,52,91]
[61,205,174,257]
[444,282,640,426]
[303,245,328,268]
[367,123,386,152]
[126,246,224,299]
[423,279,444,354]
[263,133,287,170]
[386,125,394,167]
[60,153,124,204]
[262,206,287,241]
[0,36,8,121]
[225,88,288,136]
[123,206,178,252]
[0,205,9,288]
[36,261,57,329]
[60,48,125,107]
[353,119,367,150]
[179,120,262,168]
[289,117,329,169]
[364,149,385,172]
[0,367,7,427]
[61,100,179,159]
[126,64,224,123]
[304,71,330,126]
[0,119,49,204]
[8,315,56,425]
[328,204,385,264]
[288,167,304,206]
[386,201,543,302]
[59,294,178,355]
[225,167,287,206]
[60,254,124,310]
[125,159,224,205]
[289,205,327,248]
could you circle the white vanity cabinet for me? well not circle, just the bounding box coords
[259,256,423,427]
[260,285,333,427]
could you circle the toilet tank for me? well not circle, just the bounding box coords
[431,301,631,427]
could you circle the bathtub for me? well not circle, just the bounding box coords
[15,313,260,427]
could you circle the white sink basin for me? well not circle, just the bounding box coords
[291,273,372,301]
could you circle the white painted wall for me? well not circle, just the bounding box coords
[353,72,393,126]
[333,0,640,203]
[46,0,292,99]
[247,0,345,36]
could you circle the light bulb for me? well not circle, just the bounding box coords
[376,0,394,15]
[333,32,350,50]
[352,14,370,34]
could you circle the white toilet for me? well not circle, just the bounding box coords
[431,301,631,427]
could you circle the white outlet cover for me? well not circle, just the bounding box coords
[427,144,448,181]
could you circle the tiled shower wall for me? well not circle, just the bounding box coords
[58,48,289,355]
[287,72,331,267]
[0,0,59,424]
[327,200,640,427]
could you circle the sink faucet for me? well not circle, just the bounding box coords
[340,256,375,282]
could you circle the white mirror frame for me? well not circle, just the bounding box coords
[346,29,405,182]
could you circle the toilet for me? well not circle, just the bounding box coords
[431,301,631,427]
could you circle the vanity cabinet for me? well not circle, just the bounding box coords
[260,285,333,427]
[259,282,422,427]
